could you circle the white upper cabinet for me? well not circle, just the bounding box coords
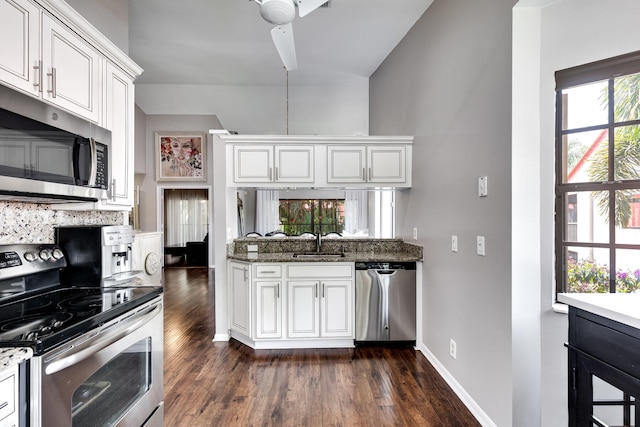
[222,135,412,189]
[327,145,407,185]
[233,144,314,184]
[102,61,134,207]
[0,0,40,94]
[41,12,101,123]
[0,0,102,123]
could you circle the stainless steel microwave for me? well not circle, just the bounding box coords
[0,85,110,203]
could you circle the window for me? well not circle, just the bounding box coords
[556,52,640,294]
[278,199,345,235]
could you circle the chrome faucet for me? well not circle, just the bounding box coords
[316,232,322,253]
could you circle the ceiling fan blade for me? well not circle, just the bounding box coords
[295,0,326,17]
[271,23,297,70]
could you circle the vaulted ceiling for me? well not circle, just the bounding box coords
[128,0,433,87]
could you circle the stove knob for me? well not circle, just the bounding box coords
[39,249,52,261]
[51,248,64,260]
[24,252,38,262]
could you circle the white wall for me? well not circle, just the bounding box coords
[136,114,223,267]
[370,0,515,425]
[513,1,640,426]
[135,82,369,135]
[65,0,129,54]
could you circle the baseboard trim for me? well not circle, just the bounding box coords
[418,343,496,427]
[212,333,230,342]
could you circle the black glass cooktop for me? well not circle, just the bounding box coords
[0,285,162,355]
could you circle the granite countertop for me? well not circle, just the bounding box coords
[558,293,640,329]
[227,251,422,263]
[0,347,33,370]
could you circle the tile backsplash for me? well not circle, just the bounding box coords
[0,202,127,244]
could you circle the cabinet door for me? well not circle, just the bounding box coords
[320,280,353,338]
[102,62,134,207]
[275,145,314,183]
[233,145,274,183]
[368,146,406,183]
[326,146,366,183]
[287,280,319,338]
[41,13,101,123]
[0,0,40,95]
[256,281,282,339]
[229,262,251,336]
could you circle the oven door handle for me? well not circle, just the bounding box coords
[44,301,162,375]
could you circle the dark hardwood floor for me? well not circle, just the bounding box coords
[162,267,480,426]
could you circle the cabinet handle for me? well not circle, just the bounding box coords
[322,282,325,298]
[277,283,280,298]
[275,166,279,180]
[47,67,57,98]
[368,167,372,182]
[261,270,277,274]
[110,179,117,201]
[243,268,248,282]
[315,282,318,298]
[362,168,365,181]
[0,401,8,410]
[33,60,43,92]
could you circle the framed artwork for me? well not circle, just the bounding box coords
[155,132,206,181]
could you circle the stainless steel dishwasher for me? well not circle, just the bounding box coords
[355,261,416,343]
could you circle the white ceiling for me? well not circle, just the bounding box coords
[128,0,433,87]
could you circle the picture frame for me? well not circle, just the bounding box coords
[155,132,206,181]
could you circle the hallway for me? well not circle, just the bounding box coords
[162,267,480,426]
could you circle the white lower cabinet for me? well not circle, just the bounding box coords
[0,364,18,427]
[255,281,282,339]
[287,280,320,338]
[320,280,353,337]
[228,261,354,348]
[229,261,251,337]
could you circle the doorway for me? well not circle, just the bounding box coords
[160,187,212,267]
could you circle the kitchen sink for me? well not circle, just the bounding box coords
[291,252,346,259]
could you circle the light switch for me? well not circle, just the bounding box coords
[478,176,488,197]
[451,235,458,252]
[477,236,486,256]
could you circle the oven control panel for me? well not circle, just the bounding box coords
[0,244,67,279]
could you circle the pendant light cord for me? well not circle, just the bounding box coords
[286,69,289,135]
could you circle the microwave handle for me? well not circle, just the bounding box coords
[88,137,97,187]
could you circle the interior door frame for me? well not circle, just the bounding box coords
[156,184,213,268]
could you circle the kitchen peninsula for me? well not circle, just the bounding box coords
[227,237,422,349]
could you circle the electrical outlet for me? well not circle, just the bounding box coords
[247,244,258,252]
[451,235,458,252]
[450,338,457,359]
[413,227,418,240]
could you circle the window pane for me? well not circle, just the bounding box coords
[613,125,640,181]
[561,81,608,130]
[565,246,610,293]
[614,189,640,232]
[614,72,640,122]
[563,129,608,183]
[615,249,640,293]
[564,191,609,244]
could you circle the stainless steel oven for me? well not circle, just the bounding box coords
[30,295,163,427]
[0,242,164,427]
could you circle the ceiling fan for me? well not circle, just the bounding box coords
[253,0,328,71]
